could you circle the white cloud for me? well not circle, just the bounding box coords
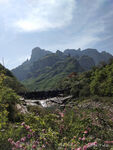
[0,0,9,4]
[0,0,76,32]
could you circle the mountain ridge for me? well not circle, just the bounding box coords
[11,47,112,90]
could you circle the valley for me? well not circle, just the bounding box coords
[0,47,113,150]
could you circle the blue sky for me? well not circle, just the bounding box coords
[0,0,113,69]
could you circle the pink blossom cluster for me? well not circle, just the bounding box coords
[8,122,37,150]
[8,138,25,149]
[75,141,97,150]
[8,121,113,150]
[21,122,30,131]
[59,112,64,118]
[104,141,113,144]
[8,122,48,150]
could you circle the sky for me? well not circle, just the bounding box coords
[0,0,113,69]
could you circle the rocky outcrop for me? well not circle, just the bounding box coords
[30,47,52,62]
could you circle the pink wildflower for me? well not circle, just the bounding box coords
[19,145,23,148]
[11,141,15,145]
[21,137,26,142]
[25,125,30,130]
[83,145,87,150]
[8,138,13,143]
[84,130,88,134]
[76,147,82,150]
[82,137,86,141]
[93,142,97,145]
[21,122,25,126]
[32,145,37,149]
[29,129,33,132]
[59,112,64,118]
[15,141,20,149]
[104,141,113,144]
[79,137,82,140]
[27,134,31,139]
[87,142,97,148]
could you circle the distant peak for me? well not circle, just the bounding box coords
[32,47,43,52]
[56,50,63,54]
[30,47,52,62]
[101,51,108,54]
[77,48,81,51]
[84,48,98,52]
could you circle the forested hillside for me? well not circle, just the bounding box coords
[0,64,26,93]
[59,59,113,97]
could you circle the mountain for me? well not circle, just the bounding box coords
[11,47,112,91]
[78,55,95,70]
[12,47,52,81]
[0,63,26,93]
[64,48,112,65]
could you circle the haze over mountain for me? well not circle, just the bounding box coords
[11,47,112,90]
[64,48,112,65]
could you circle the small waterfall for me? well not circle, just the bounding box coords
[39,100,47,107]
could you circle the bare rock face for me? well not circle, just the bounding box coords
[30,47,52,62]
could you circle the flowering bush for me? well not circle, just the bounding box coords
[0,73,112,150]
[7,107,113,150]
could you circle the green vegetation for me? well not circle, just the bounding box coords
[1,96,113,150]
[0,60,113,150]
[59,60,113,97]
[0,64,26,93]
[22,57,83,91]
[0,72,24,149]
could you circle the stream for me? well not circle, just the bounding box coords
[21,95,72,108]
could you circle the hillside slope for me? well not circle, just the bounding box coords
[0,64,26,93]
[59,59,113,97]
[22,57,84,90]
